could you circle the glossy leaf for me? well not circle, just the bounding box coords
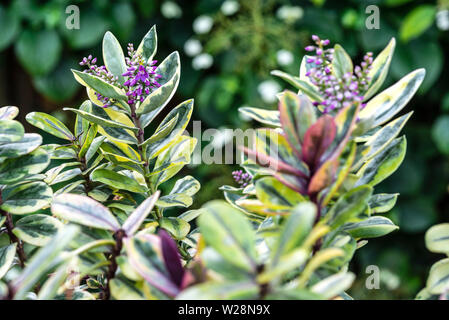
[343,216,399,238]
[13,214,63,246]
[26,112,74,141]
[0,181,53,214]
[122,191,160,235]
[91,169,148,193]
[52,193,121,231]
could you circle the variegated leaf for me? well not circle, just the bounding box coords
[26,112,75,141]
[359,69,425,127]
[238,107,280,127]
[0,148,49,184]
[52,193,121,231]
[0,181,52,214]
[13,214,63,246]
[0,244,17,279]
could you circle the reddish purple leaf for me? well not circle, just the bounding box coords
[302,115,336,169]
[159,229,184,288]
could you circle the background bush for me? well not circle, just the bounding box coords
[1,0,449,299]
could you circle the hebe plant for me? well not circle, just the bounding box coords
[181,36,425,299]
[0,26,203,300]
[0,29,426,300]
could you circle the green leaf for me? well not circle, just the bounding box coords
[426,258,449,295]
[72,69,127,101]
[170,176,201,196]
[332,44,353,78]
[177,281,259,300]
[13,214,63,246]
[272,202,316,265]
[157,194,193,209]
[355,112,412,168]
[0,182,52,214]
[311,272,355,299]
[159,217,191,240]
[11,225,79,300]
[0,6,19,51]
[0,119,24,144]
[400,5,436,42]
[238,107,280,127]
[198,200,258,273]
[255,177,303,209]
[122,191,160,235]
[359,69,425,127]
[368,193,398,214]
[37,260,73,300]
[425,223,449,254]
[150,136,196,187]
[137,25,157,62]
[26,112,75,141]
[15,29,62,76]
[0,244,16,279]
[0,148,49,184]
[137,52,181,125]
[343,216,399,238]
[140,114,178,148]
[110,277,146,300]
[79,124,98,158]
[102,31,127,83]
[64,107,138,132]
[356,136,407,187]
[86,136,106,163]
[364,38,396,100]
[91,169,148,193]
[0,106,19,120]
[52,193,121,231]
[327,185,373,229]
[271,70,323,102]
[0,133,42,159]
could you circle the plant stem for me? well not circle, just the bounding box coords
[129,103,163,220]
[0,191,26,268]
[102,229,125,300]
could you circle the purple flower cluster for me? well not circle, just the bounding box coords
[123,44,162,105]
[304,35,373,113]
[232,170,252,188]
[79,55,119,108]
[79,43,162,108]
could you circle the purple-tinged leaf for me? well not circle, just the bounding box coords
[302,115,336,169]
[160,229,184,288]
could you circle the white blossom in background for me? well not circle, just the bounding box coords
[184,38,202,57]
[276,5,304,23]
[161,1,182,19]
[210,128,234,149]
[193,15,214,34]
[192,53,213,70]
[221,0,240,16]
[258,80,281,104]
[436,10,449,31]
[276,49,294,66]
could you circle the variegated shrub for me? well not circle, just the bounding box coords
[181,36,426,299]
[0,26,203,300]
[0,32,428,301]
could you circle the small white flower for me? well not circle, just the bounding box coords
[276,5,303,23]
[276,49,294,66]
[192,53,213,70]
[221,0,240,16]
[258,80,281,104]
[193,15,214,34]
[436,10,449,31]
[184,38,202,57]
[161,1,182,19]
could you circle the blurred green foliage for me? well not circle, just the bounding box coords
[1,0,449,299]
